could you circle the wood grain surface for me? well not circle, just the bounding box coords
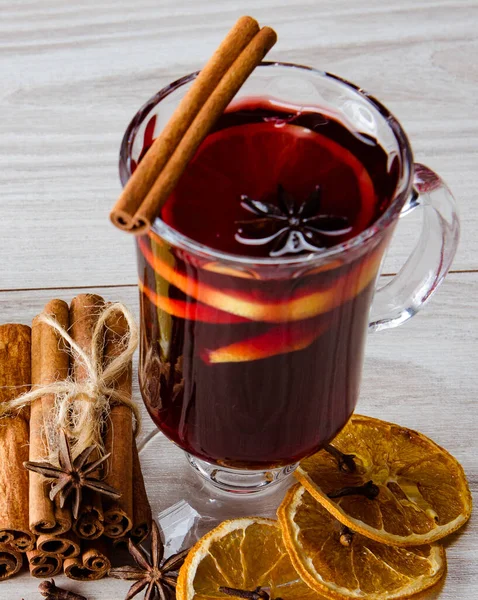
[0,0,476,598]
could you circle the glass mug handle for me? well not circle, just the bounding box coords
[369,163,460,332]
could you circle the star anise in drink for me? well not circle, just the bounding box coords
[24,429,120,519]
[109,520,189,600]
[235,184,352,256]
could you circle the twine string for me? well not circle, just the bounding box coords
[0,302,140,460]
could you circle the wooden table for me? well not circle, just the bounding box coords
[1,1,476,598]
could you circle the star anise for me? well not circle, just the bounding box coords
[109,520,189,600]
[24,429,120,519]
[235,184,352,257]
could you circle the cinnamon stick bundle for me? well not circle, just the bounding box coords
[102,308,133,539]
[64,540,110,580]
[69,294,105,540]
[110,16,277,233]
[0,543,23,580]
[29,300,71,536]
[27,549,63,578]
[0,296,149,581]
[0,324,35,553]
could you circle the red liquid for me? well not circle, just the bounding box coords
[136,98,398,468]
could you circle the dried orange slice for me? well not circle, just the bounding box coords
[176,517,324,600]
[295,415,472,547]
[279,484,446,600]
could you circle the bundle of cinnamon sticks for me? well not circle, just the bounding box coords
[0,294,151,581]
[110,16,277,234]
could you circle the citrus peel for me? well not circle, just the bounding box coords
[295,415,472,547]
[278,484,446,600]
[176,517,324,600]
[201,319,329,364]
[140,236,383,323]
[138,278,251,324]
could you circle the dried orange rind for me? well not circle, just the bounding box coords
[176,517,324,600]
[296,415,472,547]
[278,484,446,599]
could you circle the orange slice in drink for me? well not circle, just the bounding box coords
[202,261,260,279]
[162,121,378,253]
[202,319,329,364]
[279,484,446,600]
[295,415,472,547]
[140,236,383,323]
[176,517,324,600]
[139,279,251,324]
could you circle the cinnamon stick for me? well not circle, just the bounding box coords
[72,502,104,540]
[102,308,134,539]
[64,540,110,581]
[0,543,23,580]
[0,324,35,552]
[112,441,152,548]
[27,549,63,578]
[135,25,276,230]
[37,532,81,559]
[29,300,72,536]
[129,442,152,545]
[111,15,261,232]
[69,294,105,540]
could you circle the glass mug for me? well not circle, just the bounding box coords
[119,63,459,493]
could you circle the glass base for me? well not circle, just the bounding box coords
[137,429,297,530]
[186,454,298,495]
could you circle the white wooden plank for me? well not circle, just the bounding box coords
[0,272,476,598]
[1,0,477,290]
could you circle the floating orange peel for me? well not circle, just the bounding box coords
[202,261,260,279]
[140,273,331,363]
[138,279,251,324]
[202,318,330,364]
[139,236,384,323]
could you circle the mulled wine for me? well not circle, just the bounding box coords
[136,98,398,469]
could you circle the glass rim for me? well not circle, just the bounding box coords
[119,61,414,266]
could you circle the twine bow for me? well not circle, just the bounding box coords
[0,302,141,460]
